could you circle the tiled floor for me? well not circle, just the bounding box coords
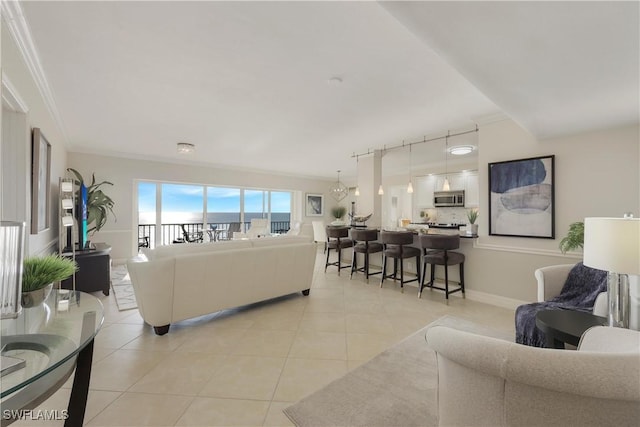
[12,248,515,426]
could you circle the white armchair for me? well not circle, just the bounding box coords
[426,324,640,426]
[535,263,607,316]
[311,220,327,252]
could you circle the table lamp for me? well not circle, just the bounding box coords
[583,217,640,328]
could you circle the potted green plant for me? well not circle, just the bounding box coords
[22,255,78,308]
[467,208,479,235]
[67,168,116,234]
[330,205,347,226]
[559,221,584,254]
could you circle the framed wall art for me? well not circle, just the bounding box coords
[488,155,555,239]
[305,193,324,216]
[31,128,51,234]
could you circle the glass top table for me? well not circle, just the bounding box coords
[1,290,104,426]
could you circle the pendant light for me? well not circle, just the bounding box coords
[354,156,360,197]
[407,143,414,194]
[329,170,349,202]
[378,184,384,195]
[442,134,451,191]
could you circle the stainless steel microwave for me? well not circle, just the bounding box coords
[434,190,465,207]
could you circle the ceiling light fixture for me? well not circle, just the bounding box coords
[327,76,343,86]
[354,156,360,197]
[449,145,475,156]
[177,142,195,154]
[442,134,451,191]
[407,142,414,194]
[329,170,349,202]
[378,184,384,196]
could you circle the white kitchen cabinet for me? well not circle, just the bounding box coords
[464,172,480,207]
[415,175,436,208]
[435,174,464,191]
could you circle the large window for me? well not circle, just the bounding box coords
[136,182,293,247]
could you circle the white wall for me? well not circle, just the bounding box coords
[67,152,334,262]
[1,22,68,256]
[466,118,639,303]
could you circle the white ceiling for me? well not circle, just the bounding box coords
[14,1,639,180]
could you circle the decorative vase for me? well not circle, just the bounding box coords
[469,224,479,235]
[21,283,54,308]
[331,220,346,226]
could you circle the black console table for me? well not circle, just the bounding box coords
[62,243,111,296]
[535,309,607,349]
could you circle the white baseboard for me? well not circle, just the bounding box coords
[463,289,528,311]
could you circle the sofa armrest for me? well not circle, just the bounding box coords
[534,263,575,301]
[578,325,640,353]
[592,292,608,317]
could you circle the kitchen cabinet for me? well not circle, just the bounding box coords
[464,172,480,207]
[416,175,437,208]
[435,175,464,191]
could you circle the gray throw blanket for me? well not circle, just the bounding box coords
[515,262,607,347]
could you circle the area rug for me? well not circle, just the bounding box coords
[284,315,513,427]
[111,264,138,311]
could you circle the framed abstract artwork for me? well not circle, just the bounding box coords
[306,193,324,216]
[488,155,555,238]
[31,128,51,234]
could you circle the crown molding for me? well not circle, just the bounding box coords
[1,73,29,113]
[1,0,67,139]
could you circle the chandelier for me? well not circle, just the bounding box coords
[329,170,349,202]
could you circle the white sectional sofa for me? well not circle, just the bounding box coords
[127,235,316,334]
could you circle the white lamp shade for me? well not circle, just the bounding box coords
[583,217,640,275]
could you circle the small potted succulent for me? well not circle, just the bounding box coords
[330,206,347,226]
[22,255,78,308]
[467,208,479,235]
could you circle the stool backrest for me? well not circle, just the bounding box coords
[419,234,460,250]
[351,229,378,242]
[327,226,350,239]
[381,231,414,245]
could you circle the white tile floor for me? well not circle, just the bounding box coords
[12,248,515,426]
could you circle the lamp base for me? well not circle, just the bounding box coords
[607,272,630,328]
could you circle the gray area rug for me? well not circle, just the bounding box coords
[284,315,512,427]
[111,264,138,311]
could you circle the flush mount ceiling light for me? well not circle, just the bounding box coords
[327,76,343,86]
[177,142,195,154]
[448,145,475,156]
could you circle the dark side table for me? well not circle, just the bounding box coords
[61,243,111,296]
[535,309,608,349]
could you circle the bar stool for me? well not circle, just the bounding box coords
[419,234,465,299]
[325,226,353,275]
[380,231,421,291]
[350,229,383,282]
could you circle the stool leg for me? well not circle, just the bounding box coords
[350,251,357,279]
[364,252,369,282]
[459,262,465,295]
[399,258,404,291]
[415,255,421,288]
[444,262,450,299]
[337,247,342,276]
[325,245,331,272]
[380,255,387,287]
[430,264,435,288]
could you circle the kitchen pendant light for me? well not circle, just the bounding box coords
[354,156,360,197]
[442,134,450,191]
[329,170,349,202]
[378,184,384,195]
[407,143,414,194]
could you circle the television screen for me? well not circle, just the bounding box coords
[78,182,88,249]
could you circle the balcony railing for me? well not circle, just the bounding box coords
[138,221,291,249]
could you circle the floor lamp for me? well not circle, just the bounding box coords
[583,217,640,328]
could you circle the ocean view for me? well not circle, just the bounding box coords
[139,212,291,225]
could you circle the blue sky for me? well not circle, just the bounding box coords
[138,182,291,213]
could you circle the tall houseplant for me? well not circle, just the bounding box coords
[67,168,116,234]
